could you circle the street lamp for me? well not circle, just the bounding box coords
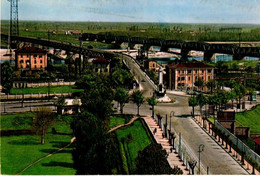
[198,144,205,175]
[170,111,174,133]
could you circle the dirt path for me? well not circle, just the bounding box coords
[17,116,139,175]
[16,138,75,175]
[108,116,140,133]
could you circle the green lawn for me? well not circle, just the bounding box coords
[10,86,83,95]
[1,113,34,130]
[1,115,75,175]
[235,105,260,134]
[116,120,151,173]
[109,116,127,129]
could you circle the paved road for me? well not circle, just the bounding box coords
[1,100,55,113]
[122,55,156,98]
[123,93,248,175]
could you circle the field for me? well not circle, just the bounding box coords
[10,85,83,95]
[1,20,260,44]
[236,105,260,134]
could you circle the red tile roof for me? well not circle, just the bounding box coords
[15,47,47,53]
[92,58,110,64]
[254,137,260,145]
[168,62,213,69]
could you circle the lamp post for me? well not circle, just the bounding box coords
[170,111,174,133]
[198,144,205,175]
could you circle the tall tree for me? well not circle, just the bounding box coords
[148,96,158,118]
[1,62,13,93]
[206,79,217,93]
[135,143,183,174]
[189,96,198,117]
[55,96,67,115]
[114,88,129,114]
[196,93,207,116]
[131,90,144,116]
[33,107,56,144]
[194,78,204,92]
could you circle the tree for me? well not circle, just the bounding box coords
[110,68,134,89]
[71,112,120,174]
[227,91,236,109]
[131,90,144,116]
[206,79,217,93]
[135,143,183,174]
[55,96,67,115]
[1,62,13,93]
[33,107,56,144]
[196,93,207,116]
[194,78,204,92]
[114,88,129,114]
[188,96,198,117]
[234,83,246,110]
[148,96,158,118]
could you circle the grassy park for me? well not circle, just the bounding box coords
[1,113,75,175]
[1,113,151,175]
[235,105,260,134]
[9,85,83,95]
[115,120,152,174]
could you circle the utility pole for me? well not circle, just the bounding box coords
[8,0,19,49]
[198,144,205,175]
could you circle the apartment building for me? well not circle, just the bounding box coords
[166,61,214,91]
[15,47,47,70]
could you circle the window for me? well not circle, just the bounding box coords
[34,54,37,58]
[39,55,42,58]
[20,60,24,63]
[21,55,23,58]
[178,77,181,81]
[201,70,204,73]
[35,65,37,68]
[40,60,43,63]
[188,77,191,81]
[40,65,43,68]
[178,70,181,74]
[195,76,198,80]
[195,70,198,74]
[202,76,204,80]
[208,69,212,73]
[208,76,211,80]
[181,77,185,81]
[188,70,192,74]
[34,59,37,64]
[21,65,23,68]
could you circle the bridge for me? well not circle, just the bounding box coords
[80,33,260,61]
[1,34,115,59]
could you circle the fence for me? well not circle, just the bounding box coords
[155,115,207,174]
[215,120,260,165]
[12,82,75,88]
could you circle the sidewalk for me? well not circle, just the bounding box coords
[142,116,189,174]
[193,115,259,175]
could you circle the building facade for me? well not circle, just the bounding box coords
[144,59,157,70]
[92,58,110,73]
[166,61,214,92]
[15,47,47,70]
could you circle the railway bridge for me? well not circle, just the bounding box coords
[80,33,260,61]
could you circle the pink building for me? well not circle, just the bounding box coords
[15,47,47,70]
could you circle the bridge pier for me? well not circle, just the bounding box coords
[181,49,190,60]
[160,46,169,52]
[204,51,214,62]
[233,54,245,60]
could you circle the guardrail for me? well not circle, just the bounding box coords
[215,120,260,166]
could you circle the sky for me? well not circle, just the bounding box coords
[1,0,260,24]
